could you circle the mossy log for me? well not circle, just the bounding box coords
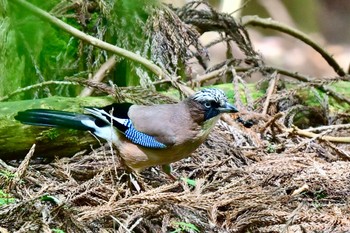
[0,96,115,161]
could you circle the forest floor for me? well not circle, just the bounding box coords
[1,112,350,233]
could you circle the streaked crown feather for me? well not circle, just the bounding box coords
[191,88,228,106]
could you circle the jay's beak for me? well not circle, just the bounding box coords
[218,103,239,113]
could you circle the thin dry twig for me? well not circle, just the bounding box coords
[321,140,350,160]
[193,66,249,84]
[260,112,284,134]
[0,81,79,102]
[303,123,350,132]
[286,126,350,144]
[79,55,117,97]
[9,144,36,189]
[262,72,279,115]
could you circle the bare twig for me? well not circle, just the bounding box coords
[193,66,249,84]
[262,72,278,115]
[241,16,347,77]
[0,81,79,102]
[0,160,16,173]
[260,112,284,134]
[291,184,309,197]
[193,64,339,85]
[287,128,334,153]
[286,126,350,143]
[232,70,244,109]
[321,140,350,160]
[79,56,117,97]
[264,66,315,82]
[303,123,350,133]
[110,216,132,233]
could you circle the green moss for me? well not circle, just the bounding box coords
[42,129,60,140]
[0,189,15,206]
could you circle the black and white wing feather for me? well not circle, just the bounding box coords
[85,103,167,149]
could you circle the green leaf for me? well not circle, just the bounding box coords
[171,222,200,233]
[52,229,65,233]
[181,177,196,187]
[0,189,15,206]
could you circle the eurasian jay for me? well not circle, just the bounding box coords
[15,88,238,175]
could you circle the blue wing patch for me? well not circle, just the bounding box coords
[84,105,166,149]
[124,120,166,149]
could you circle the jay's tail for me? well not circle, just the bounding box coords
[15,109,95,131]
[15,109,118,143]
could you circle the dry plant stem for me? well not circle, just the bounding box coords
[0,159,16,172]
[321,140,350,160]
[260,112,284,134]
[241,16,346,77]
[291,184,309,197]
[232,69,244,108]
[286,126,350,143]
[282,202,304,232]
[11,0,167,80]
[287,128,333,153]
[264,66,315,82]
[194,66,249,84]
[238,76,254,110]
[267,65,349,82]
[79,55,117,97]
[303,123,350,132]
[193,65,323,85]
[269,68,350,105]
[0,81,79,101]
[9,144,36,189]
[110,216,132,233]
[262,72,278,115]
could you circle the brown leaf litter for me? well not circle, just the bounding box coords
[1,115,350,232]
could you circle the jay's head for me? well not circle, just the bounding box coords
[190,88,238,121]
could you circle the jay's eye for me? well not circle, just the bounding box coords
[204,102,211,108]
